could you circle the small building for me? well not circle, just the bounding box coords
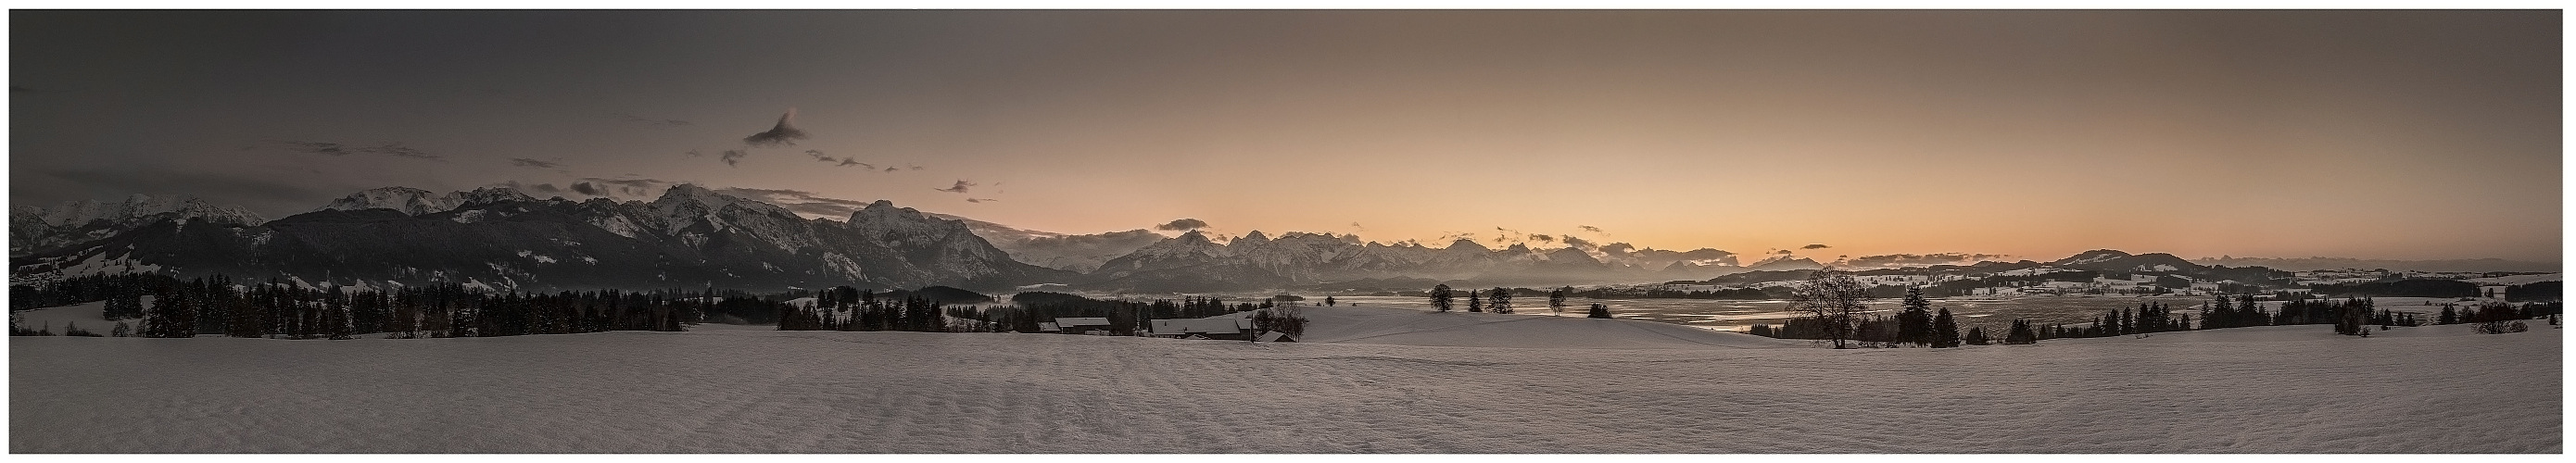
[1150,318,1257,341]
[1052,317,1114,334]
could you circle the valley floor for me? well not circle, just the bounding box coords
[7,305,2562,453]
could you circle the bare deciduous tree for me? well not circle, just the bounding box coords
[1791,270,1872,349]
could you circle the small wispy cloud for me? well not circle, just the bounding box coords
[509,157,562,169]
[617,113,691,127]
[933,180,977,194]
[1802,244,1832,249]
[805,150,878,169]
[966,197,998,203]
[265,140,441,160]
[719,149,749,168]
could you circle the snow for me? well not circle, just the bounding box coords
[7,304,2559,453]
[2466,273,2560,285]
[1294,305,1798,349]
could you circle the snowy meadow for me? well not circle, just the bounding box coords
[9,303,2560,453]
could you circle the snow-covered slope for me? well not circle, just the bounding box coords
[9,302,2557,453]
[1282,304,1799,349]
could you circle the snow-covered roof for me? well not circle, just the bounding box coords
[1151,318,1249,335]
[1054,318,1111,326]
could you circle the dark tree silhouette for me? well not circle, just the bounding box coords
[1549,286,1571,314]
[1897,287,1934,346]
[2003,319,2038,344]
[1488,287,1513,314]
[1931,307,1962,348]
[1586,303,1611,319]
[1790,271,1871,349]
[1430,284,1454,312]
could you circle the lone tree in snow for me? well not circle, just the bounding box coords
[1488,287,1513,314]
[1430,284,1454,312]
[1467,289,1484,312]
[1897,286,1934,346]
[1931,307,1962,348]
[1324,296,1337,307]
[1549,286,1571,314]
[1586,303,1612,319]
[1790,270,1872,349]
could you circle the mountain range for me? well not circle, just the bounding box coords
[11,184,2469,294]
[11,185,1063,293]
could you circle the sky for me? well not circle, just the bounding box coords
[8,10,2562,263]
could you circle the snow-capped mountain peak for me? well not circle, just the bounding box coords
[315,186,465,216]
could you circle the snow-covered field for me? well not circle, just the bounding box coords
[8,304,2561,453]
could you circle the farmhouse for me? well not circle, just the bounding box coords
[1051,317,1115,334]
[1149,318,1256,341]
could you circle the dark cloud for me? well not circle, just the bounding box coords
[1155,219,1210,232]
[741,108,808,147]
[1350,221,1366,231]
[966,197,998,203]
[1775,250,1794,255]
[718,149,748,168]
[570,181,604,196]
[264,140,441,160]
[1802,244,1832,249]
[1530,233,1555,243]
[805,150,837,162]
[933,180,976,194]
[838,158,870,169]
[509,157,562,169]
[616,113,691,127]
[1577,225,1604,233]
[883,166,899,172]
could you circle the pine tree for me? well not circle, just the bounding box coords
[2003,319,2039,344]
[1964,326,1990,345]
[1467,289,1484,312]
[1930,307,1962,348]
[1896,287,1934,346]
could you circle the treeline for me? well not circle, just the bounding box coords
[1749,288,1972,348]
[11,273,721,339]
[2307,279,2478,298]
